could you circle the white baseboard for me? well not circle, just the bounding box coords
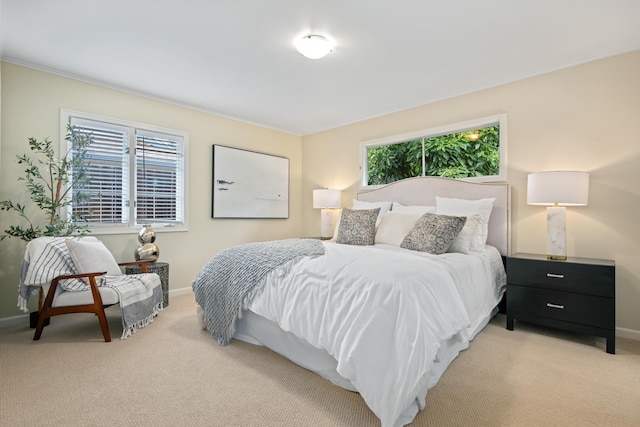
[616,326,640,342]
[169,286,193,297]
[0,312,30,328]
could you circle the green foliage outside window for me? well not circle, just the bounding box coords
[366,139,423,185]
[367,125,500,186]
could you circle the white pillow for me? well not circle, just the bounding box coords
[447,214,482,254]
[392,202,436,214]
[436,197,495,249]
[375,212,422,246]
[65,239,123,277]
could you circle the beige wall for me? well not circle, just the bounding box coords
[0,62,303,319]
[2,50,639,337]
[302,50,640,337]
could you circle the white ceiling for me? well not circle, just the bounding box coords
[3,0,640,136]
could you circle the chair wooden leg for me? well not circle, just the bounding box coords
[34,283,56,341]
[33,274,113,342]
[95,308,111,342]
[34,305,112,342]
[33,310,50,341]
[86,275,111,342]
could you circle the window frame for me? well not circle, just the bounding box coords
[60,109,189,235]
[360,113,507,188]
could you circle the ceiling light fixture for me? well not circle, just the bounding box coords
[295,35,334,59]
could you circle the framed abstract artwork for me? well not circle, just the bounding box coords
[212,145,289,218]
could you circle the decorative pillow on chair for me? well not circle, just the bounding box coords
[23,236,99,292]
[336,208,380,246]
[65,239,124,278]
[400,213,467,254]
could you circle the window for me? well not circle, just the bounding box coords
[61,110,188,233]
[362,114,506,187]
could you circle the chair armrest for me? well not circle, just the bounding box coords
[51,271,107,283]
[118,260,153,273]
[42,271,107,312]
[118,260,153,267]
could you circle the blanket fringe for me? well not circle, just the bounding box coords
[17,295,29,313]
[120,302,164,340]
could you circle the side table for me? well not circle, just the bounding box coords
[126,262,169,307]
[506,253,615,353]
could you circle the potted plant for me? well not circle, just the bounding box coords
[1,125,94,327]
[1,124,93,241]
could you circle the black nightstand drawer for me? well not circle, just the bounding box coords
[507,257,614,297]
[507,285,614,329]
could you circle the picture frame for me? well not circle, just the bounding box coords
[212,145,289,219]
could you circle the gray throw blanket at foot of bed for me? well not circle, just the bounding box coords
[192,239,325,345]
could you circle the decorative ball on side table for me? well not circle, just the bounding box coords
[135,224,159,261]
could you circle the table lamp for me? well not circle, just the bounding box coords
[313,189,342,239]
[527,171,589,260]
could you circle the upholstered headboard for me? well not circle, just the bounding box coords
[357,176,511,256]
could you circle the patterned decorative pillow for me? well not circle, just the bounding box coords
[351,200,392,223]
[333,200,392,240]
[400,213,467,254]
[336,208,380,246]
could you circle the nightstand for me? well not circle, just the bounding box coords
[506,253,615,354]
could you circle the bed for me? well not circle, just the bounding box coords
[193,176,510,427]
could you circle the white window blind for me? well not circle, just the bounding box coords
[64,111,187,232]
[135,130,185,225]
[70,119,129,225]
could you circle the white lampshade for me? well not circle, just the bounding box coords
[295,35,334,59]
[313,189,341,209]
[527,171,589,206]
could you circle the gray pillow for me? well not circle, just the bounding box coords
[400,213,467,254]
[336,208,380,246]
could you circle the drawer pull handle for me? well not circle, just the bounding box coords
[546,273,565,279]
[546,303,565,309]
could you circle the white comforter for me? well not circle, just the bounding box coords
[244,242,504,427]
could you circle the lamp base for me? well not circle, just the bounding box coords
[320,209,334,239]
[546,206,566,260]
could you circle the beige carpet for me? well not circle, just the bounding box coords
[1,293,639,427]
